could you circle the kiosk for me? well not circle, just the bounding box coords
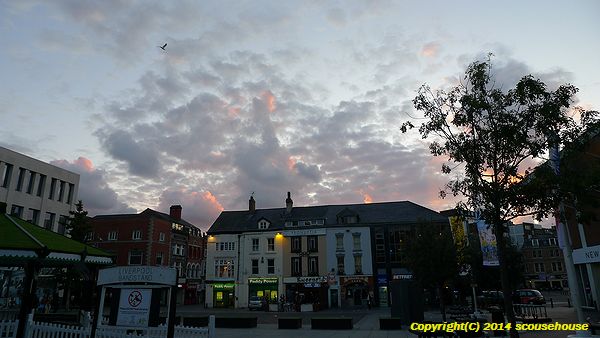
[92,266,179,338]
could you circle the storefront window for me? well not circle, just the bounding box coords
[216,292,223,301]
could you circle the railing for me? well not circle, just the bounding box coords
[0,313,215,338]
[513,304,549,322]
[0,320,18,337]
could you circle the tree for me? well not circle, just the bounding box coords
[405,222,457,321]
[64,200,92,243]
[401,55,598,337]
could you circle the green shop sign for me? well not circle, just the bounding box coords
[212,283,235,290]
[248,278,278,285]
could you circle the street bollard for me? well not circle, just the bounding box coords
[550,298,553,308]
[568,298,571,307]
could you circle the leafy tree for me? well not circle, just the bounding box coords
[64,200,92,243]
[401,55,598,337]
[405,222,457,321]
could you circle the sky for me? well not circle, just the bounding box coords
[1,1,599,230]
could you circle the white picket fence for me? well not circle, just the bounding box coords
[0,313,215,338]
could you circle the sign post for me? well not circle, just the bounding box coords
[92,266,177,338]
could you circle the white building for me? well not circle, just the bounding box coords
[0,146,79,233]
[205,233,239,308]
[326,226,373,308]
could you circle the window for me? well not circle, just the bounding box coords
[389,230,407,263]
[308,236,318,252]
[549,238,557,246]
[337,255,345,275]
[129,251,143,265]
[268,259,275,274]
[216,242,235,251]
[1,163,13,188]
[36,174,46,197]
[173,244,185,256]
[375,231,385,263]
[532,239,539,247]
[10,205,24,218]
[57,181,65,202]
[252,259,259,274]
[159,232,165,242]
[26,171,36,194]
[28,209,40,224]
[353,233,361,250]
[534,263,545,273]
[354,255,362,274]
[291,257,301,276]
[552,262,563,272]
[291,237,301,253]
[108,231,118,240]
[67,183,74,204]
[44,212,55,230]
[252,238,259,251]
[132,230,142,240]
[58,215,68,235]
[258,220,269,229]
[267,238,275,252]
[214,259,235,278]
[48,178,57,199]
[15,168,25,191]
[336,233,344,251]
[308,257,318,276]
[345,216,358,224]
[155,252,163,265]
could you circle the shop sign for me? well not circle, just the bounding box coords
[212,283,235,290]
[341,276,369,285]
[248,277,278,285]
[392,274,413,280]
[116,289,151,327]
[304,283,321,288]
[98,266,177,286]
[284,276,327,284]
[573,245,600,264]
[282,228,326,237]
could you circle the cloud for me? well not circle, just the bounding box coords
[50,157,135,216]
[157,188,224,230]
[96,129,161,178]
[326,8,347,27]
[421,42,440,58]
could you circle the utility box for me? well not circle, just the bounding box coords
[389,278,424,324]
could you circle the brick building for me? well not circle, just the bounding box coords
[89,205,206,304]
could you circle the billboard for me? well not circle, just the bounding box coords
[477,220,499,266]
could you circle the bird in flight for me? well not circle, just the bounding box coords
[158,43,167,51]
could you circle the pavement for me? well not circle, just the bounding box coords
[174,302,595,338]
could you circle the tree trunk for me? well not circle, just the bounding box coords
[495,219,519,338]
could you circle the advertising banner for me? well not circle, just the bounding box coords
[117,288,151,327]
[449,216,467,245]
[477,220,499,266]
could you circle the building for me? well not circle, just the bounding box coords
[0,146,79,234]
[89,205,206,304]
[185,224,207,305]
[560,126,600,310]
[519,225,566,290]
[206,192,447,309]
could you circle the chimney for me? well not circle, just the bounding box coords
[249,195,256,213]
[170,205,182,220]
[285,192,293,214]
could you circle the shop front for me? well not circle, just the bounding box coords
[377,274,389,307]
[211,282,235,308]
[284,276,329,311]
[340,276,374,307]
[248,277,279,304]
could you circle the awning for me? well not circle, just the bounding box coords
[0,213,113,267]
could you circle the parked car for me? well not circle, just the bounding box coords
[477,290,504,308]
[248,296,263,310]
[513,289,546,305]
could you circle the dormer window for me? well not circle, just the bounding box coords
[258,219,270,229]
